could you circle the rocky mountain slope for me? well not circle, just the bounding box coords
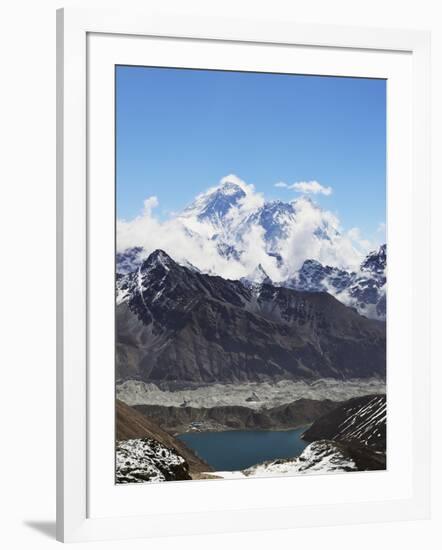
[116,438,191,483]
[302,394,386,451]
[116,250,386,387]
[116,399,212,475]
[133,398,340,434]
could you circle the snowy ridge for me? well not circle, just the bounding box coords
[116,249,172,306]
[243,441,357,477]
[285,245,387,320]
[210,440,358,480]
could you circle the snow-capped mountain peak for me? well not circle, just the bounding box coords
[181,176,249,223]
[361,243,386,276]
[142,249,175,271]
[116,176,387,320]
[283,245,387,319]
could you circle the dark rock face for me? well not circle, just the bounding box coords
[116,250,386,387]
[303,394,386,451]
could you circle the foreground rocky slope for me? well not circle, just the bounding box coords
[116,250,386,387]
[116,400,212,481]
[116,438,191,483]
[303,394,386,451]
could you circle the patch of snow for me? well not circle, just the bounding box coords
[210,441,358,480]
[116,437,187,484]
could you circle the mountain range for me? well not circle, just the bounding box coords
[116,249,386,387]
[117,177,386,319]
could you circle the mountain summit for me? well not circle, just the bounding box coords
[182,178,247,223]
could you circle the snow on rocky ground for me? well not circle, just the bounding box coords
[116,437,189,483]
[116,378,386,410]
[331,395,386,446]
[210,440,357,480]
[245,441,357,476]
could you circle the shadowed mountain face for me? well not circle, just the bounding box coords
[301,394,387,471]
[303,394,386,451]
[116,250,386,387]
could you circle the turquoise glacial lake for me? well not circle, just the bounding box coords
[178,427,309,471]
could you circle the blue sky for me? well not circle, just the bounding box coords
[116,66,386,238]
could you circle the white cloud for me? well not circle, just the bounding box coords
[274,180,332,196]
[117,186,248,280]
[117,175,378,280]
[143,196,159,215]
[277,197,361,272]
[290,180,333,196]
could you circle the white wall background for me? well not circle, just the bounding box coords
[0,0,440,548]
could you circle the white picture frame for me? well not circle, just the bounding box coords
[56,7,431,543]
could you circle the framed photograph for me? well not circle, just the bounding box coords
[57,7,431,543]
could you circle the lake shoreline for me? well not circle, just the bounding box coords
[172,422,313,437]
[177,426,311,472]
[133,398,341,436]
